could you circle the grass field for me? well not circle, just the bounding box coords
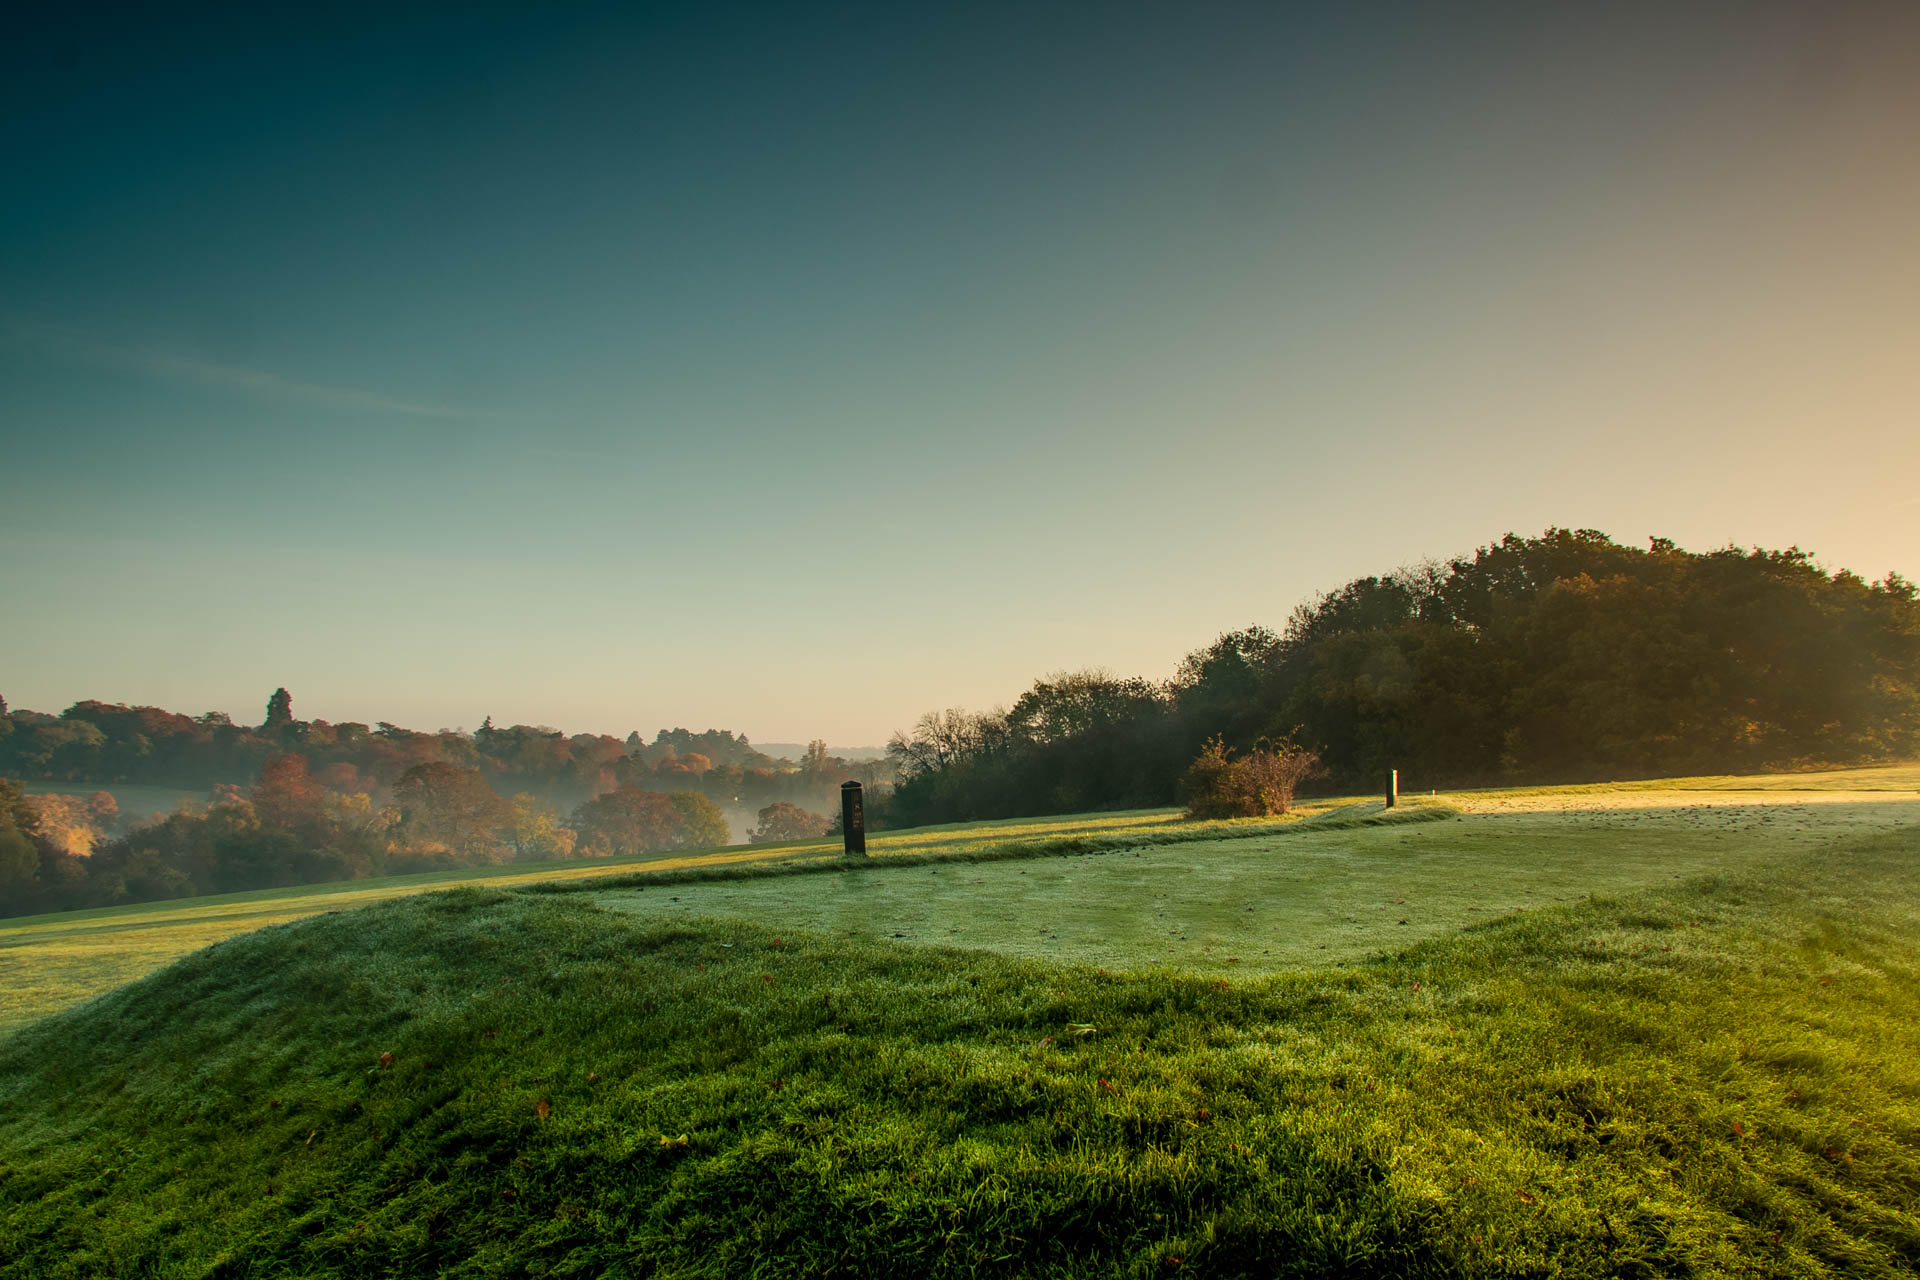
[1,767,1917,1276]
[0,801,1385,1034]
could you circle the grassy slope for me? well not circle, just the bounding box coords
[0,803,1388,1034]
[8,764,1915,1035]
[583,800,1911,976]
[1457,762,1920,799]
[9,765,1914,1037]
[1,811,1917,1275]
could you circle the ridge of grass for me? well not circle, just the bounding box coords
[1,821,1916,1278]
[527,800,1457,898]
[0,802,1443,1043]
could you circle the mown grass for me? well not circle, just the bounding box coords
[10,760,1911,1038]
[1446,760,1920,803]
[0,801,1403,1034]
[1,814,1917,1277]
[586,800,1888,977]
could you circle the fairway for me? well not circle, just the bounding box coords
[593,798,1920,974]
[1,766,1918,1278]
[0,806,1317,1033]
[1,766,1915,1035]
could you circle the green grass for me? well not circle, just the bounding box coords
[11,764,1908,1039]
[1,818,1917,1276]
[1447,760,1920,802]
[0,800,1396,1035]
[587,800,1890,976]
[1,768,1918,1276]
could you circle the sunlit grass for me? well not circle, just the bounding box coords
[1,816,1916,1277]
[4,764,1917,1038]
[0,801,1396,1034]
[1440,760,1920,804]
[592,798,1916,976]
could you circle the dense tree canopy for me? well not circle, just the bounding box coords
[0,700,891,917]
[571,787,730,856]
[886,530,1920,825]
[748,802,832,843]
[5,527,1913,913]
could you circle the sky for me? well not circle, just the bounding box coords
[4,1,1918,744]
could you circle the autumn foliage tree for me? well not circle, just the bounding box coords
[748,802,831,843]
[251,753,327,839]
[570,786,730,856]
[391,762,513,861]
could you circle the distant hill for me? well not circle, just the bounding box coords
[757,742,890,762]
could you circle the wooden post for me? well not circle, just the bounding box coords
[840,781,867,856]
[1386,769,1398,808]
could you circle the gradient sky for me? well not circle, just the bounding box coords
[4,1,1918,743]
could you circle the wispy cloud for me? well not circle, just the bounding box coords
[3,316,465,419]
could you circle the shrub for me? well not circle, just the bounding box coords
[1182,735,1322,819]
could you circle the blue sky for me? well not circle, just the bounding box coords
[4,2,1918,742]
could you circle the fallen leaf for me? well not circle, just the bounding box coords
[378,1052,394,1069]
[1732,1120,1747,1139]
[535,1099,552,1120]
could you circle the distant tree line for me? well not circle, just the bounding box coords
[883,530,1920,826]
[0,690,891,825]
[0,692,891,917]
[0,757,748,918]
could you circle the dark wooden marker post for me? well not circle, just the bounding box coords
[840,780,868,856]
[1386,769,1399,809]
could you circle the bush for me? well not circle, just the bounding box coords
[1182,736,1322,819]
